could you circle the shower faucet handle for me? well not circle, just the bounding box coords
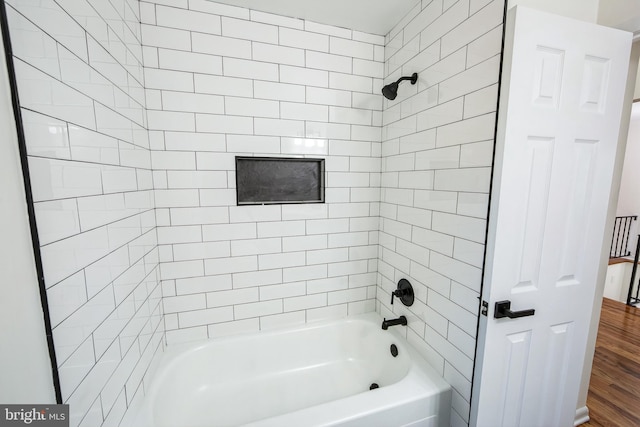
[390,289,402,305]
[390,279,414,307]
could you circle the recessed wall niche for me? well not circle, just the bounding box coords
[235,157,325,205]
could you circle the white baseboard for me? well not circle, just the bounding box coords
[574,406,590,426]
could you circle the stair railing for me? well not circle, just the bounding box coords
[626,234,640,306]
[611,215,637,258]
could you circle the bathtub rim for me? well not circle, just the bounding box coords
[153,312,410,374]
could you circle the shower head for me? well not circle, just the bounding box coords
[381,82,399,101]
[381,73,418,100]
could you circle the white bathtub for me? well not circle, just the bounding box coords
[131,313,451,427]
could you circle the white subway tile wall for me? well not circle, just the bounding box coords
[141,0,383,348]
[5,0,505,425]
[380,0,503,426]
[5,0,163,426]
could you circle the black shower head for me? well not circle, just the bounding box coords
[381,73,418,100]
[382,82,399,100]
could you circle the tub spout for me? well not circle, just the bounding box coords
[381,316,407,330]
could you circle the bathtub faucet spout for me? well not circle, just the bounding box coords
[381,316,407,330]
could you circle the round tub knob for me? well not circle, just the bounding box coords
[391,279,414,307]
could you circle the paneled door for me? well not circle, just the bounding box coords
[471,6,632,427]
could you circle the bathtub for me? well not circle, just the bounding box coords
[131,313,451,427]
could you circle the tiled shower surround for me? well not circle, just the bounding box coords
[4,0,162,426]
[141,0,385,342]
[378,0,503,425]
[4,0,503,426]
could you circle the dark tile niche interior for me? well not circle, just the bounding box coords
[235,157,325,205]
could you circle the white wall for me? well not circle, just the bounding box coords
[598,0,640,32]
[508,0,599,22]
[141,0,383,344]
[603,262,632,302]
[613,102,640,257]
[633,63,640,102]
[616,102,640,217]
[4,0,163,425]
[0,15,55,405]
[597,0,640,100]
[379,1,503,425]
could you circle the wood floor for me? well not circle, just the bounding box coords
[580,297,640,426]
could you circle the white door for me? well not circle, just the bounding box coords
[471,6,632,427]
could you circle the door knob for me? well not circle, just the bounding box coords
[494,300,535,319]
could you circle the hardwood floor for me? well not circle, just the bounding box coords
[580,297,640,426]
